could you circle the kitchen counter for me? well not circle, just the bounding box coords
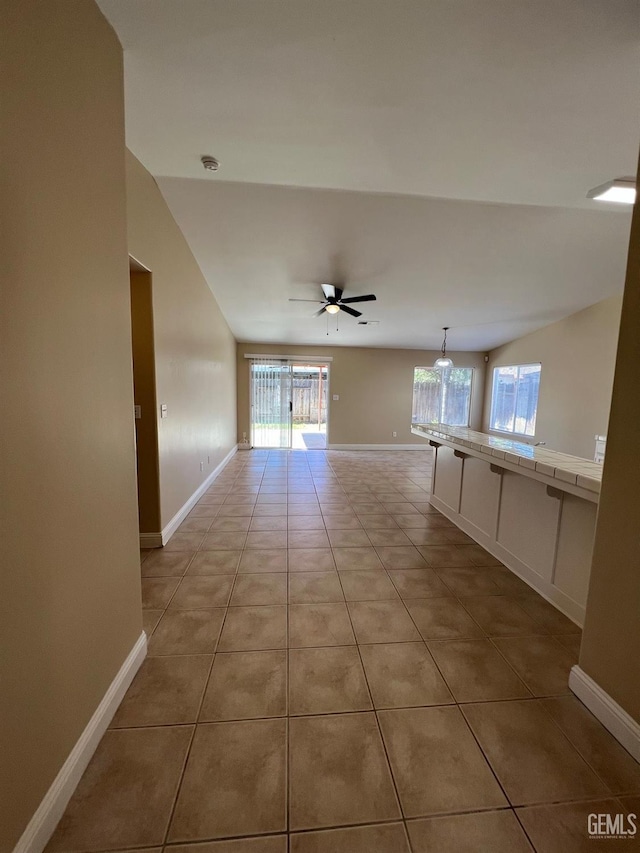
[412,425,601,625]
[411,424,602,498]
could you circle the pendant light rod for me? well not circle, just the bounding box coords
[434,326,454,369]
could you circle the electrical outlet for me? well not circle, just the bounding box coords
[200,461,204,472]
[392,431,397,438]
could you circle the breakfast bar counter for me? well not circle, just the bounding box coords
[411,425,602,625]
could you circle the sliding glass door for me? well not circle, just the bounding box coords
[250,359,293,448]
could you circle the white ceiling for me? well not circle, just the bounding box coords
[157,178,631,350]
[98,0,638,349]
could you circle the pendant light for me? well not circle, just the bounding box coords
[434,327,454,369]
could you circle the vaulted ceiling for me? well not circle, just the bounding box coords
[99,0,639,349]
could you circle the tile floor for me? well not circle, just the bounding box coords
[47,450,640,853]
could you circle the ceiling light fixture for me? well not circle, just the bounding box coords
[325,304,340,314]
[587,178,636,205]
[434,327,454,369]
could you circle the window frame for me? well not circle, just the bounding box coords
[489,362,541,438]
[411,366,474,428]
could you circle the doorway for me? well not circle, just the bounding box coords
[250,359,329,449]
[130,258,161,541]
[291,364,328,449]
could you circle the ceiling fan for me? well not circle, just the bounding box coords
[289,283,377,318]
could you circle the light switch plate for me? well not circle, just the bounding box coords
[160,403,168,418]
[332,394,339,401]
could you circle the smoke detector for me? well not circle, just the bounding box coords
[201,155,220,172]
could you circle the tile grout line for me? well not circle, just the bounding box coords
[158,461,252,848]
[354,533,523,826]
[309,452,413,845]
[486,635,549,699]
[110,684,594,733]
[333,537,417,850]
[517,694,622,799]
[333,449,434,853]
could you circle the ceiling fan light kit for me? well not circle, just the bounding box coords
[434,326,454,369]
[289,283,377,320]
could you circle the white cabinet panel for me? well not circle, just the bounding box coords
[554,495,597,607]
[497,472,561,581]
[459,456,501,537]
[433,446,462,511]
[422,430,598,626]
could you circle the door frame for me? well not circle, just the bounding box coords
[247,355,331,449]
[290,361,330,450]
[249,359,293,449]
[129,254,162,546]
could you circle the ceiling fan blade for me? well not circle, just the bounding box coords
[333,287,344,302]
[314,306,327,317]
[288,298,325,303]
[320,283,336,300]
[340,294,377,304]
[340,305,362,318]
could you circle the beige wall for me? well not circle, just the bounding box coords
[579,158,640,723]
[126,153,237,530]
[483,295,623,459]
[237,343,486,446]
[1,3,142,850]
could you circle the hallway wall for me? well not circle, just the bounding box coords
[1,2,142,850]
[579,155,640,724]
[126,153,238,531]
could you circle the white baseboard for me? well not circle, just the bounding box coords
[161,444,238,545]
[327,444,432,451]
[139,532,163,549]
[569,666,640,762]
[13,632,147,853]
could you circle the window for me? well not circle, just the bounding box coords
[412,367,473,426]
[490,364,541,436]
